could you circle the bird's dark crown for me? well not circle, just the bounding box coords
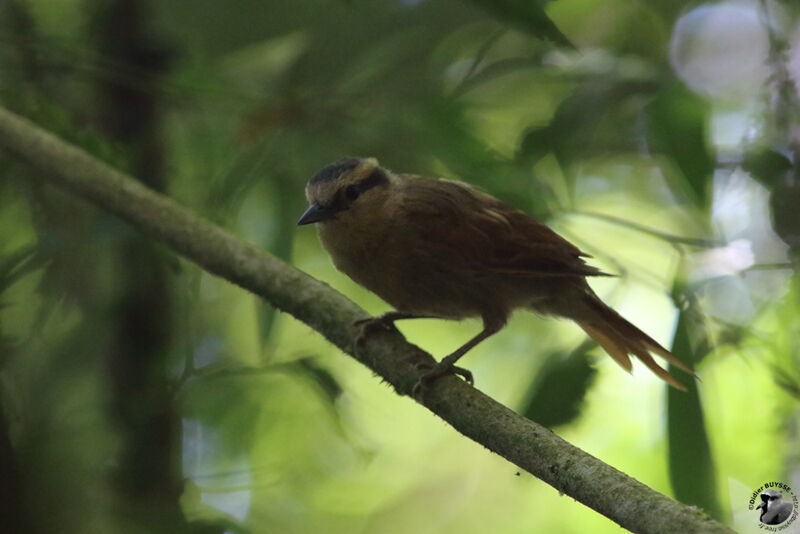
[310,157,363,186]
[305,157,389,208]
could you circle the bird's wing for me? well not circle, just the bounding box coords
[776,502,793,523]
[396,176,608,278]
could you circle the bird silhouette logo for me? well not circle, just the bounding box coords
[757,489,794,525]
[749,484,798,528]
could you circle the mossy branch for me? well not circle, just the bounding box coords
[0,106,734,534]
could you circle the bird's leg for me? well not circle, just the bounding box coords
[412,320,503,398]
[354,312,472,388]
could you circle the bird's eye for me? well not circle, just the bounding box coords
[344,184,360,202]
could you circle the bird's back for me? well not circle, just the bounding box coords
[394,175,602,277]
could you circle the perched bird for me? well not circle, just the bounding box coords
[297,157,694,392]
[757,490,794,525]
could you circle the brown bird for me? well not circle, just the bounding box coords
[297,157,694,392]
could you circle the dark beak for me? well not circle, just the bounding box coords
[297,203,335,226]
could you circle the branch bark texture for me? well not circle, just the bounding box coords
[0,106,734,534]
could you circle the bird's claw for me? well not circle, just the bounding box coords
[411,362,474,398]
[352,315,400,351]
[353,315,397,331]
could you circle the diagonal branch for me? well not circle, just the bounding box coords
[0,106,734,534]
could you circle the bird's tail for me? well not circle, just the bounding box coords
[577,297,694,390]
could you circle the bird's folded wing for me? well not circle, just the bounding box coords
[398,176,609,278]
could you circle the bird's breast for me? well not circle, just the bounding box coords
[317,219,491,320]
[317,219,390,292]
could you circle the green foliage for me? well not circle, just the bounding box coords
[667,265,724,521]
[1,0,799,533]
[466,0,574,48]
[644,81,714,210]
[0,243,48,296]
[519,341,597,428]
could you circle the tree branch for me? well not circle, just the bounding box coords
[0,106,734,534]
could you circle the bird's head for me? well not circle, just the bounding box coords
[297,157,391,227]
[757,489,783,511]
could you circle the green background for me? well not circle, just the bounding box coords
[1,0,798,532]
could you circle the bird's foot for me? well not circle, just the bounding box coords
[353,314,398,331]
[352,313,401,351]
[411,361,474,398]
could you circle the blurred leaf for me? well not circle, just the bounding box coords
[182,373,265,452]
[517,78,658,171]
[769,181,800,250]
[742,145,793,189]
[183,357,346,453]
[182,479,251,534]
[293,357,343,403]
[467,0,574,48]
[667,268,725,521]
[772,366,800,400]
[520,340,597,428]
[0,243,49,295]
[645,81,714,210]
[0,243,48,369]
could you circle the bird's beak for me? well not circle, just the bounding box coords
[756,502,765,510]
[297,203,336,226]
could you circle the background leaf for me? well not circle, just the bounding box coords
[519,341,597,428]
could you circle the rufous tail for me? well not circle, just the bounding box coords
[577,299,694,390]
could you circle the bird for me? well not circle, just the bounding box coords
[756,490,794,525]
[297,157,694,393]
